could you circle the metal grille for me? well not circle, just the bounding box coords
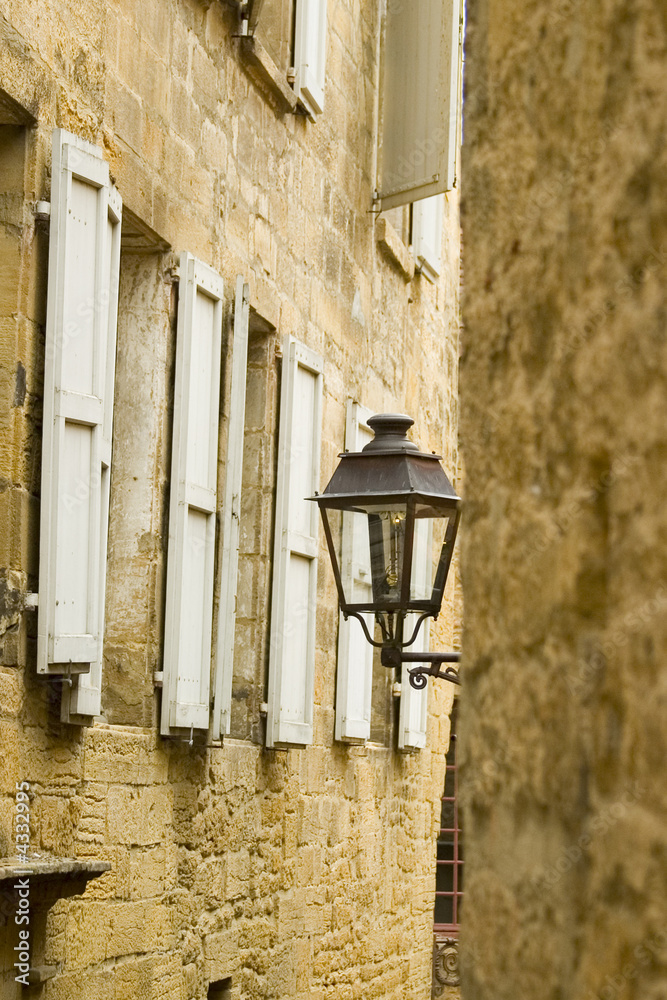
[434,701,463,933]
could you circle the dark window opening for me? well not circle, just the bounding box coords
[434,699,463,933]
[208,977,232,1000]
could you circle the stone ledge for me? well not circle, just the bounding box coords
[0,856,111,883]
[238,36,299,115]
[376,217,415,281]
[0,856,111,926]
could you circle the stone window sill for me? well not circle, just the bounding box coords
[376,217,416,282]
[238,36,300,115]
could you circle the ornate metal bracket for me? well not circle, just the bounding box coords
[432,936,461,993]
[380,648,461,689]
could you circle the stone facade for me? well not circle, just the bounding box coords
[460,0,667,998]
[0,1,461,998]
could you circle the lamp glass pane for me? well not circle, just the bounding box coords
[410,504,453,603]
[364,503,408,606]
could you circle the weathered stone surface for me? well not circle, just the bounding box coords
[460,1,667,998]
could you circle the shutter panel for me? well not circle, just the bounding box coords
[412,194,444,281]
[294,0,328,117]
[38,129,121,681]
[62,183,123,722]
[377,0,462,210]
[398,519,432,750]
[335,401,374,743]
[160,253,224,736]
[212,276,250,741]
[266,337,323,748]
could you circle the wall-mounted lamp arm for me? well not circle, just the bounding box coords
[379,647,461,688]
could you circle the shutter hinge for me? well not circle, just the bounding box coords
[34,201,51,222]
[153,670,164,687]
[24,592,39,609]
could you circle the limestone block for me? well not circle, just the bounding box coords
[107,784,170,846]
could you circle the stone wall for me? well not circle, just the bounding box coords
[460,0,667,998]
[0,0,461,997]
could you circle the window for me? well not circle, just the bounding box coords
[38,129,122,723]
[293,0,328,117]
[265,336,323,748]
[335,401,374,743]
[434,699,463,932]
[241,0,329,118]
[412,195,445,282]
[212,277,250,741]
[376,0,462,210]
[160,254,225,736]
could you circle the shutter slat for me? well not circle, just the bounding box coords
[378,0,461,210]
[335,401,375,744]
[266,336,323,748]
[160,253,224,736]
[213,276,250,741]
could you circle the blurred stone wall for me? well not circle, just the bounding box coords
[460,0,667,997]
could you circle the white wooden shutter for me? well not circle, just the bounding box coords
[398,519,431,750]
[335,401,374,743]
[212,276,250,741]
[266,336,323,748]
[160,253,224,736]
[412,194,444,281]
[294,0,328,118]
[377,0,462,210]
[62,183,123,722]
[38,130,122,687]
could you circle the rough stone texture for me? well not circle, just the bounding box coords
[460,1,667,999]
[0,0,461,997]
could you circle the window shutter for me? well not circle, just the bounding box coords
[62,183,123,722]
[160,253,224,736]
[212,276,250,741]
[398,519,432,750]
[294,0,328,117]
[412,194,444,281]
[335,401,374,743]
[38,130,122,688]
[266,336,323,748]
[377,0,462,210]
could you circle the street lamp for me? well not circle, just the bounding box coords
[311,414,461,689]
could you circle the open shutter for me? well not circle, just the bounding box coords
[377,0,462,210]
[266,336,323,748]
[398,519,432,750]
[160,253,224,736]
[335,401,374,743]
[62,183,122,722]
[38,130,121,684]
[294,0,328,117]
[212,276,250,741]
[412,194,444,281]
